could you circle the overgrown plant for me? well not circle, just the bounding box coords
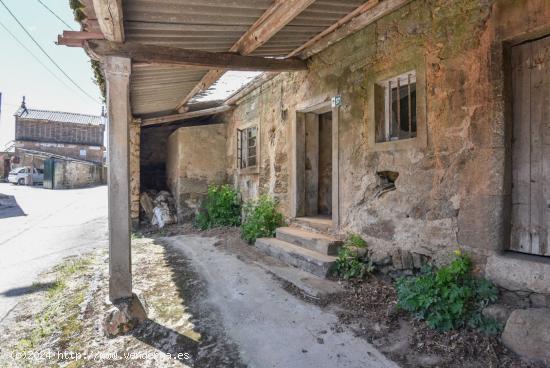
[240,195,284,244]
[344,233,367,248]
[333,234,373,280]
[195,185,241,230]
[396,251,499,332]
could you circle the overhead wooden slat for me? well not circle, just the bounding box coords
[92,0,124,42]
[141,105,233,127]
[88,40,307,71]
[296,0,413,59]
[174,0,316,112]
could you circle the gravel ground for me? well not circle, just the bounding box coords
[332,277,546,368]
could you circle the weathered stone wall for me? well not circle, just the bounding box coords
[129,121,141,226]
[15,118,104,146]
[52,160,104,189]
[167,124,226,222]
[223,0,550,266]
[15,141,104,164]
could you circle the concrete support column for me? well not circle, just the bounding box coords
[105,56,132,302]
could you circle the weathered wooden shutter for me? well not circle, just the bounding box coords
[510,35,550,256]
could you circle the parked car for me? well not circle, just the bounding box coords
[7,167,44,185]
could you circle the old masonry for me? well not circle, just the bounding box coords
[58,0,550,364]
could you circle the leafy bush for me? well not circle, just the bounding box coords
[396,251,498,331]
[333,234,373,280]
[241,195,284,244]
[195,185,241,230]
[344,233,367,248]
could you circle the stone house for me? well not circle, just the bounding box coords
[14,98,105,165]
[59,0,550,362]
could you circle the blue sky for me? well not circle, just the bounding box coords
[0,0,102,149]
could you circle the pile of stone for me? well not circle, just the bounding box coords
[140,190,177,228]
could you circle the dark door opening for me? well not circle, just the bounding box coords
[304,111,332,218]
[318,112,332,216]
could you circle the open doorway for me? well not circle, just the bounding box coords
[293,102,339,228]
[305,112,332,218]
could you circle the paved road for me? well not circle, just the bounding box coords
[0,183,107,323]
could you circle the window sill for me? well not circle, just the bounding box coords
[368,136,420,152]
[238,166,259,175]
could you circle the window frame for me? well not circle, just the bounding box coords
[366,61,427,152]
[378,70,417,143]
[237,124,259,174]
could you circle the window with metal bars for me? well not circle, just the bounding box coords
[375,71,417,143]
[237,126,257,169]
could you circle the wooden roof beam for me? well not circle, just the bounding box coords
[141,105,233,127]
[88,41,307,71]
[295,0,413,59]
[174,0,315,112]
[92,0,124,42]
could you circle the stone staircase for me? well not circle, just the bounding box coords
[255,217,342,278]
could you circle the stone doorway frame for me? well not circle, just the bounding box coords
[291,98,339,230]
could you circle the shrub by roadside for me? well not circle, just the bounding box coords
[333,233,374,280]
[240,195,284,244]
[396,251,500,333]
[195,185,241,230]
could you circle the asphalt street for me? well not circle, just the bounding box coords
[0,183,108,324]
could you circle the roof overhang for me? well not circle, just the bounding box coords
[58,0,413,127]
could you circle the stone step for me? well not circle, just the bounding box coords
[291,217,335,235]
[255,238,337,278]
[276,227,342,255]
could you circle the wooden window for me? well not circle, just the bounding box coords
[375,71,417,143]
[237,126,257,169]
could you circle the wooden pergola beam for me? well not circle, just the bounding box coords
[174,0,315,112]
[287,0,379,58]
[88,41,307,71]
[296,0,413,59]
[57,31,104,46]
[141,105,233,127]
[92,0,124,42]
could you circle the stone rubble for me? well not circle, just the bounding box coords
[140,190,177,229]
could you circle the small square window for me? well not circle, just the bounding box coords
[237,126,257,169]
[375,71,417,143]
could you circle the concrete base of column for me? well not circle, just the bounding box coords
[103,293,147,338]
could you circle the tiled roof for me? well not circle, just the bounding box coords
[15,108,104,125]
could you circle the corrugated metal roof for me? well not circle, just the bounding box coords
[131,65,208,115]
[123,0,274,116]
[253,0,366,56]
[15,108,104,126]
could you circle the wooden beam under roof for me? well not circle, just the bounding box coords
[141,105,233,127]
[287,0,380,58]
[87,40,307,71]
[295,0,414,59]
[92,0,124,42]
[174,0,316,112]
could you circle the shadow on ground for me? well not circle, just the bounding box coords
[0,193,26,219]
[0,281,58,297]
[151,238,246,367]
[133,319,199,363]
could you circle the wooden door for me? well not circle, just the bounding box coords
[510,35,550,256]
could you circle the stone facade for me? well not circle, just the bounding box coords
[52,160,105,189]
[129,121,141,226]
[15,141,104,164]
[166,124,226,222]
[14,109,105,164]
[219,0,550,270]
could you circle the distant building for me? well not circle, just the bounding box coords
[14,97,105,165]
[12,97,106,188]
